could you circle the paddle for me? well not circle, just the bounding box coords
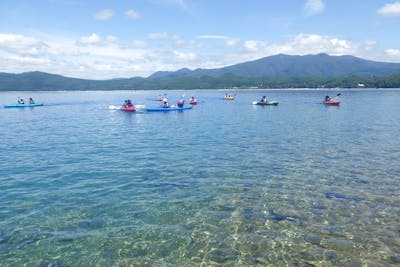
[329,93,341,100]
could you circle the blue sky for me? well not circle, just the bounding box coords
[0,0,399,79]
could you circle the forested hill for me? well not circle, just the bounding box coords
[2,54,400,91]
[0,71,146,91]
[149,53,400,79]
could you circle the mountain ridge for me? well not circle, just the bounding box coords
[149,53,400,79]
[1,54,400,90]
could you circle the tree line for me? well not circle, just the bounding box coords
[1,72,400,91]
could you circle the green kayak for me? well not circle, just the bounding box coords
[252,101,278,106]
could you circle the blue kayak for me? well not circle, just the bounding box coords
[4,103,44,108]
[146,106,192,112]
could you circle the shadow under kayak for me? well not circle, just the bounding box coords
[4,103,44,108]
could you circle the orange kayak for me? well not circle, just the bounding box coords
[323,100,340,106]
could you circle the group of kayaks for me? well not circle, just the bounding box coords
[4,93,341,110]
[110,104,194,112]
[145,95,196,112]
[111,96,198,112]
[251,93,341,106]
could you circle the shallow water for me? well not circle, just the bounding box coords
[1,89,399,266]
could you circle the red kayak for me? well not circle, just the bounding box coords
[121,105,136,111]
[323,100,340,106]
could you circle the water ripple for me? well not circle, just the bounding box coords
[1,89,400,266]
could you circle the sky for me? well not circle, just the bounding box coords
[0,0,400,79]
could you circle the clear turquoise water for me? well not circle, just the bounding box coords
[1,89,399,266]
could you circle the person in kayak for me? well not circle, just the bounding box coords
[325,95,331,102]
[162,98,169,108]
[17,97,24,104]
[29,98,35,104]
[177,99,184,107]
[260,96,267,103]
[124,99,133,107]
[190,96,197,103]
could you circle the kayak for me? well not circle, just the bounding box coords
[4,103,44,108]
[146,106,193,112]
[323,100,340,106]
[109,104,145,110]
[224,96,234,100]
[121,105,136,112]
[252,101,278,106]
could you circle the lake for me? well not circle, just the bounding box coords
[1,89,399,266]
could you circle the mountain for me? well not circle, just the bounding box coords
[149,53,400,79]
[0,71,145,91]
[1,54,400,91]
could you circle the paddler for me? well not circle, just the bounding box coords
[260,96,267,103]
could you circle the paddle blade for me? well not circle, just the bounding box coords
[252,101,258,105]
[135,104,146,109]
[109,105,119,110]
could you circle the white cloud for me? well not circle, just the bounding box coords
[95,9,114,20]
[147,32,184,46]
[173,50,197,61]
[364,40,377,51]
[196,35,239,48]
[132,40,148,48]
[2,30,400,80]
[330,38,350,49]
[148,32,170,40]
[0,33,48,55]
[213,33,364,68]
[75,34,118,46]
[276,34,355,55]
[244,40,268,52]
[92,63,113,71]
[8,55,51,65]
[377,2,400,16]
[77,33,101,46]
[226,39,240,47]
[106,35,118,43]
[385,48,400,56]
[125,9,142,19]
[304,0,325,16]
